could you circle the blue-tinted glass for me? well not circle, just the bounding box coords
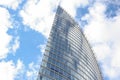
[38,6,102,80]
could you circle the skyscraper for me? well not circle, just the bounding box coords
[38,6,102,80]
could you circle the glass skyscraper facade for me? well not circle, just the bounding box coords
[38,6,102,80]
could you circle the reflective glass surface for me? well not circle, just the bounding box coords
[38,6,102,80]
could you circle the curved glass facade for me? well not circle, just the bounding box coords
[38,6,102,80]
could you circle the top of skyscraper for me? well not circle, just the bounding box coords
[38,5,103,80]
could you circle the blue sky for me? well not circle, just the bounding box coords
[0,0,120,80]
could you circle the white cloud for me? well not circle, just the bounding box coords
[20,0,89,38]
[0,0,22,10]
[12,37,20,53]
[82,2,108,43]
[103,0,120,6]
[10,36,20,54]
[82,1,120,80]
[0,7,12,59]
[26,62,39,80]
[26,56,42,80]
[0,59,24,80]
[38,44,46,54]
[60,0,89,17]
[92,43,111,61]
[0,7,20,59]
[20,0,59,38]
